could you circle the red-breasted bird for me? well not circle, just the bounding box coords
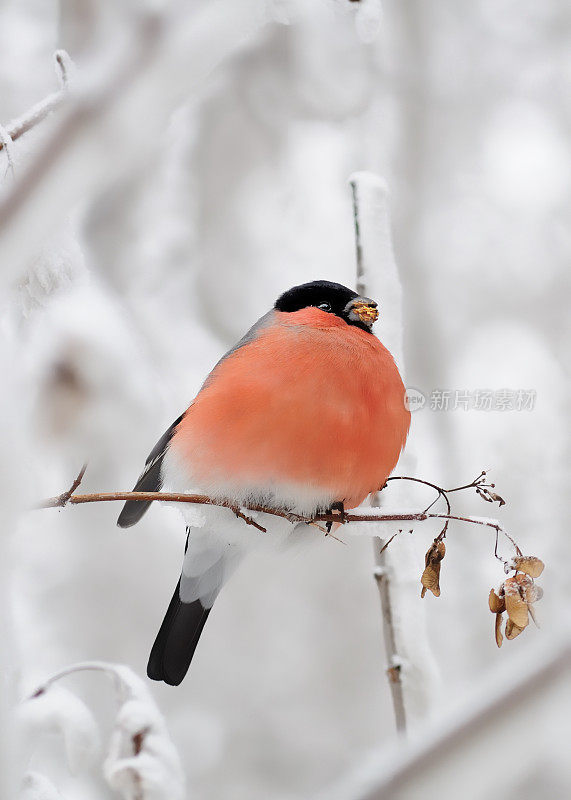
[118,280,410,685]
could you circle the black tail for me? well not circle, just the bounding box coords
[147,579,211,686]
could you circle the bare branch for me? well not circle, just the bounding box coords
[40,463,87,509]
[35,474,521,562]
[371,491,407,733]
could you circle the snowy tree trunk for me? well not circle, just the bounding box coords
[350,172,440,730]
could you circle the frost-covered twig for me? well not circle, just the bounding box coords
[0,50,72,154]
[28,661,185,800]
[0,1,264,288]
[351,171,410,732]
[371,494,407,732]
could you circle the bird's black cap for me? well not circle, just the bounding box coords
[275,280,378,332]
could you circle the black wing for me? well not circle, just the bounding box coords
[117,310,275,529]
[117,413,184,528]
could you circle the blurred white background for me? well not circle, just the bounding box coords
[0,0,569,798]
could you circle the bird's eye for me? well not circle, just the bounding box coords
[317,302,332,312]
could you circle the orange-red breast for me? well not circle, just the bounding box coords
[118,280,410,685]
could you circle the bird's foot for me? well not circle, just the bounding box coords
[325,501,346,534]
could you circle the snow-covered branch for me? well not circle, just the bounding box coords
[351,170,431,731]
[0,0,264,289]
[24,662,185,800]
[0,50,73,154]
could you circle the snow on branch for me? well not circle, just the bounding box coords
[0,50,73,154]
[24,662,185,800]
[0,0,264,289]
[350,170,412,730]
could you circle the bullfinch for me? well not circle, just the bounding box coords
[118,280,410,686]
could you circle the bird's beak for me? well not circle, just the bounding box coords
[345,296,379,328]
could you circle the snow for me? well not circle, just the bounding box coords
[348,634,571,800]
[18,685,100,775]
[0,124,16,177]
[465,515,501,526]
[21,772,63,800]
[354,0,384,44]
[347,505,427,518]
[21,663,185,800]
[103,665,185,800]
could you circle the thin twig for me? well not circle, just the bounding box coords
[378,533,399,556]
[36,461,520,568]
[49,463,88,508]
[29,660,124,700]
[384,476,451,516]
[36,486,519,554]
[230,506,267,533]
[0,50,72,153]
[383,471,496,543]
[350,177,365,295]
[371,486,407,733]
[34,489,493,525]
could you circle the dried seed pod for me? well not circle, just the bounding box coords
[495,613,504,648]
[425,540,446,565]
[420,540,446,598]
[489,491,506,506]
[489,588,506,614]
[504,577,529,629]
[505,619,526,640]
[512,556,544,578]
[514,572,534,592]
[421,564,441,598]
[513,574,541,604]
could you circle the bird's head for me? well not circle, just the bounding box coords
[274,280,379,333]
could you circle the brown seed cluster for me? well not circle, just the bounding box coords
[489,557,544,647]
[420,537,544,650]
